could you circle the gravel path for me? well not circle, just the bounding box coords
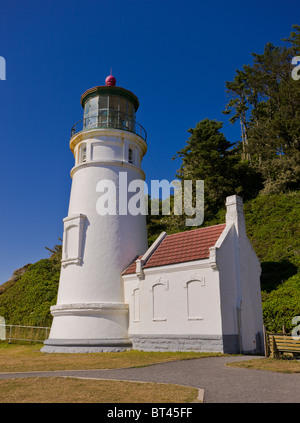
[0,355,299,403]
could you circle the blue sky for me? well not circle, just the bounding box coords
[0,0,298,284]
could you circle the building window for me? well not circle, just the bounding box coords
[152,284,166,321]
[128,146,137,165]
[79,144,87,163]
[133,288,140,322]
[151,278,169,321]
[185,277,205,320]
[128,147,134,164]
[61,214,87,267]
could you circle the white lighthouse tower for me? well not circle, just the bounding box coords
[42,75,148,352]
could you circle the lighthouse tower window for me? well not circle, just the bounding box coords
[79,144,87,163]
[128,147,134,164]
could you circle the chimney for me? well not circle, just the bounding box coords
[225,195,246,236]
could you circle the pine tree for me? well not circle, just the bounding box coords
[223,25,300,194]
[173,119,261,220]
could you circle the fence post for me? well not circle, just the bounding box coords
[0,324,51,343]
[263,325,268,357]
[270,336,279,359]
[0,317,6,341]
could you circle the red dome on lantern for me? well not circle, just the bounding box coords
[105,75,116,86]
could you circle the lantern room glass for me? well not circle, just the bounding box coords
[83,94,136,131]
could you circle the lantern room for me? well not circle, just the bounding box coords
[71,75,146,140]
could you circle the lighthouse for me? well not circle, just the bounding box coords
[42,76,148,352]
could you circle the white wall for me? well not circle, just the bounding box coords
[216,225,239,336]
[218,195,264,354]
[239,236,264,353]
[123,260,223,337]
[56,130,148,306]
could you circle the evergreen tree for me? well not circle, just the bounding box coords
[173,119,261,220]
[223,25,300,194]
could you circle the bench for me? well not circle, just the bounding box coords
[265,332,300,358]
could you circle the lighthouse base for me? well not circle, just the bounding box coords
[41,302,132,353]
[41,338,132,353]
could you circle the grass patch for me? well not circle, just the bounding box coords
[0,377,199,403]
[0,343,224,373]
[227,357,300,373]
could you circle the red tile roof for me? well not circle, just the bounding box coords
[122,255,142,275]
[123,224,226,275]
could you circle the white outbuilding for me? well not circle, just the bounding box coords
[123,195,264,354]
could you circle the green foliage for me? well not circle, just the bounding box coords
[173,118,262,220]
[243,192,300,269]
[262,273,300,333]
[173,119,234,219]
[243,192,300,333]
[223,25,300,194]
[0,246,61,326]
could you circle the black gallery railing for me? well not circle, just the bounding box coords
[71,114,147,141]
